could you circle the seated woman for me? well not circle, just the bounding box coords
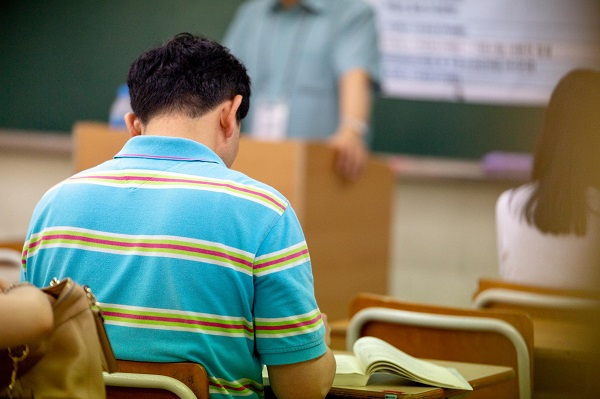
[0,279,53,348]
[496,69,600,291]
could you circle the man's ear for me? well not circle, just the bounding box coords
[124,112,143,138]
[220,95,243,138]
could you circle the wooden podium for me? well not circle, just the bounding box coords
[233,138,394,320]
[73,121,130,171]
[72,121,395,320]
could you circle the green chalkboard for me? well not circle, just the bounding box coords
[0,1,244,133]
[371,98,543,159]
[0,1,543,159]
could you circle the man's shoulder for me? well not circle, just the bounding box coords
[220,167,291,211]
[225,167,287,196]
[64,162,291,214]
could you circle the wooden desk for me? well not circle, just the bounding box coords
[0,240,24,253]
[472,278,600,396]
[534,318,597,354]
[334,313,600,397]
[532,318,600,396]
[264,360,513,399]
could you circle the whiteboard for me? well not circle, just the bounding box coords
[369,0,600,105]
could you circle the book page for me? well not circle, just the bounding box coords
[353,337,472,390]
[334,353,366,375]
[332,354,370,386]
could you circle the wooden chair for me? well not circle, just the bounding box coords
[104,360,210,399]
[347,292,534,399]
[0,240,24,253]
[473,278,600,397]
[472,277,600,322]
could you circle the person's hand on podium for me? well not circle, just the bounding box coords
[330,126,368,181]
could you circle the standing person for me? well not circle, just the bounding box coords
[223,0,380,180]
[495,69,600,291]
[21,33,335,399]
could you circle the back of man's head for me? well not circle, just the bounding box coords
[127,33,251,125]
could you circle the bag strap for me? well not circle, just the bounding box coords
[45,278,119,373]
[83,284,119,373]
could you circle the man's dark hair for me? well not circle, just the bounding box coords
[127,32,250,124]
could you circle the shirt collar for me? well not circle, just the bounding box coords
[114,135,224,166]
[271,0,323,13]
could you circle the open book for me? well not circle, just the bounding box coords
[334,336,472,390]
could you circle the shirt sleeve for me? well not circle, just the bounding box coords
[222,2,253,57]
[252,205,327,366]
[332,0,380,84]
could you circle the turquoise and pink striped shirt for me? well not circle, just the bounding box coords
[22,135,327,398]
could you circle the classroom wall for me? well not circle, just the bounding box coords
[390,176,517,305]
[0,143,518,307]
[0,146,73,244]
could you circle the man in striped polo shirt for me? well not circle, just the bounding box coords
[21,33,335,399]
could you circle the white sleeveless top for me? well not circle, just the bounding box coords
[496,183,600,290]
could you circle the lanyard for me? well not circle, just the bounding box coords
[255,4,314,99]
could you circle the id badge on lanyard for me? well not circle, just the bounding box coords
[250,99,290,141]
[250,11,310,141]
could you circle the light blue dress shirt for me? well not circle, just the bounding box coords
[223,0,379,140]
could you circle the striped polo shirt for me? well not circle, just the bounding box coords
[22,135,327,398]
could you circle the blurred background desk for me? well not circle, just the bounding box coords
[472,278,600,398]
[533,319,598,398]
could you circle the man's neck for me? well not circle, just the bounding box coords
[280,0,300,9]
[141,114,218,150]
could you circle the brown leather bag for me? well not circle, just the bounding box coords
[0,278,118,398]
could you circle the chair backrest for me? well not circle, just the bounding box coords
[104,361,209,399]
[473,278,600,322]
[0,241,24,253]
[472,278,600,397]
[348,292,534,399]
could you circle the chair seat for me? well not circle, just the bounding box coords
[105,361,209,399]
